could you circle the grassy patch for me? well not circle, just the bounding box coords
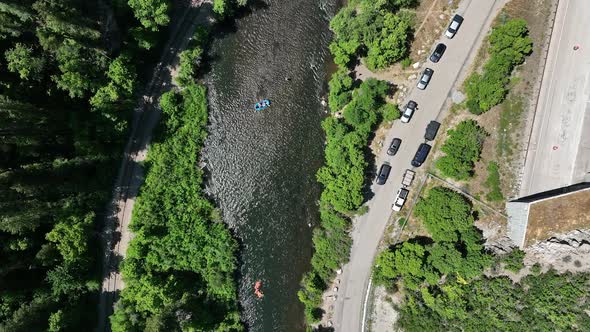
[497,94,525,158]
[484,161,504,202]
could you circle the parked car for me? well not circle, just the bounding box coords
[376,163,392,185]
[430,43,447,63]
[401,100,418,123]
[411,143,432,167]
[392,188,409,211]
[416,68,434,90]
[424,121,441,141]
[387,138,402,156]
[445,14,464,39]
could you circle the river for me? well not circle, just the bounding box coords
[202,0,338,330]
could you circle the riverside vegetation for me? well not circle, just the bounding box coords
[110,2,247,331]
[298,0,418,324]
[110,84,242,331]
[374,187,590,331]
[0,0,245,330]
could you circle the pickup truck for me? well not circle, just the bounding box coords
[392,188,409,211]
[401,169,415,187]
[424,121,441,141]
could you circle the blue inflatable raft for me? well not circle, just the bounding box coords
[255,99,271,111]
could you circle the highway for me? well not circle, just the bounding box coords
[519,0,590,196]
[331,0,507,331]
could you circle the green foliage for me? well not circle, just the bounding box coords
[111,85,242,331]
[4,43,45,80]
[375,187,492,296]
[501,248,526,272]
[212,0,248,16]
[399,270,590,331]
[317,79,389,213]
[127,0,170,31]
[328,68,354,113]
[484,161,503,201]
[302,78,391,323]
[364,12,414,71]
[380,103,401,122]
[465,19,532,114]
[329,1,415,70]
[436,120,487,180]
[414,187,475,243]
[176,28,208,87]
[0,1,144,330]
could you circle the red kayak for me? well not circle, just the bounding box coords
[254,280,264,298]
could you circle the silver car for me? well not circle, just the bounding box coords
[417,68,434,90]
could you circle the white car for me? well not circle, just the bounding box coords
[445,14,464,39]
[400,100,417,123]
[392,188,409,211]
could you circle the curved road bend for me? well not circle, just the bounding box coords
[332,0,507,331]
[96,2,213,331]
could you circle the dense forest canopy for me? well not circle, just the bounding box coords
[0,0,142,330]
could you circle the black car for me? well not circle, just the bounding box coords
[430,43,446,63]
[387,138,402,156]
[424,121,441,141]
[411,143,432,167]
[376,163,392,185]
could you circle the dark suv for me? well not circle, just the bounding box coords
[411,143,431,167]
[376,163,392,185]
[430,43,446,63]
[387,138,402,156]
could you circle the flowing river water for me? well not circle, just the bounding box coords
[203,0,338,330]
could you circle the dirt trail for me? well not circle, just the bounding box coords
[95,2,213,331]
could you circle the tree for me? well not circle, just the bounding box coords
[365,12,413,70]
[414,187,474,243]
[127,0,170,31]
[328,68,353,113]
[4,43,44,80]
[436,120,487,180]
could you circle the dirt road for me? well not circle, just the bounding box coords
[330,1,507,331]
[95,3,213,331]
[519,0,590,196]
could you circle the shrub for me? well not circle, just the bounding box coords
[502,248,526,272]
[436,120,487,180]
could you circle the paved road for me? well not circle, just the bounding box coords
[520,0,590,196]
[95,3,213,331]
[331,0,507,330]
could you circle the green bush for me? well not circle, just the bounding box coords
[502,248,526,273]
[436,120,487,180]
[465,18,532,114]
